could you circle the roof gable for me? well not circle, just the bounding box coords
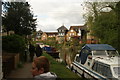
[57,25,68,30]
[37,30,43,33]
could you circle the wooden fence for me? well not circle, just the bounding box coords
[2,52,19,78]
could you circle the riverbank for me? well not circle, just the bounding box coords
[43,52,87,80]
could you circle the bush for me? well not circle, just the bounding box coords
[2,34,26,53]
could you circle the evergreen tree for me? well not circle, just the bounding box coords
[2,2,37,36]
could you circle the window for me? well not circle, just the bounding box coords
[80,49,89,64]
[60,33,62,35]
[92,62,98,72]
[71,30,73,32]
[76,56,80,62]
[106,66,112,77]
[113,67,120,76]
[75,29,78,32]
[82,49,89,54]
[92,62,112,78]
[93,50,106,55]
[72,33,74,35]
[107,50,119,56]
[69,37,70,40]
[59,30,61,32]
[37,33,39,35]
[73,33,74,35]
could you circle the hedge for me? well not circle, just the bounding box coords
[2,34,26,53]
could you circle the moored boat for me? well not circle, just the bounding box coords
[71,44,120,80]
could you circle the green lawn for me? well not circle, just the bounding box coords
[42,53,85,79]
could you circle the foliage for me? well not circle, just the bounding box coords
[2,34,26,53]
[84,2,116,22]
[114,1,120,52]
[92,11,117,43]
[2,2,37,36]
[46,37,57,47]
[84,2,120,52]
[69,45,78,62]
[60,37,83,65]
[41,38,63,50]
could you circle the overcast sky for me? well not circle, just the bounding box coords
[27,0,86,32]
[3,0,119,32]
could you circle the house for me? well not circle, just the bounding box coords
[41,32,58,41]
[66,25,86,42]
[35,30,43,41]
[47,32,58,38]
[66,28,77,41]
[57,25,68,43]
[70,25,85,37]
[57,25,68,37]
[41,32,47,41]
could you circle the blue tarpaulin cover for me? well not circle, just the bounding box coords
[79,44,116,64]
[43,47,52,51]
[84,44,115,50]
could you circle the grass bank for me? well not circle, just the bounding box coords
[42,53,86,79]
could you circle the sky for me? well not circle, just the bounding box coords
[27,0,86,32]
[3,0,119,32]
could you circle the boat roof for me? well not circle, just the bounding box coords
[84,44,116,50]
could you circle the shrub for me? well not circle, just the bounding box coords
[2,34,26,53]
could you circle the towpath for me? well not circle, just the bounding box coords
[7,62,33,78]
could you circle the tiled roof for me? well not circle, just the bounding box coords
[70,26,85,30]
[37,30,43,33]
[45,32,58,35]
[57,25,68,30]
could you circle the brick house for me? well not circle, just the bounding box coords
[66,28,77,41]
[41,32,58,41]
[41,32,47,41]
[47,32,58,38]
[66,25,86,42]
